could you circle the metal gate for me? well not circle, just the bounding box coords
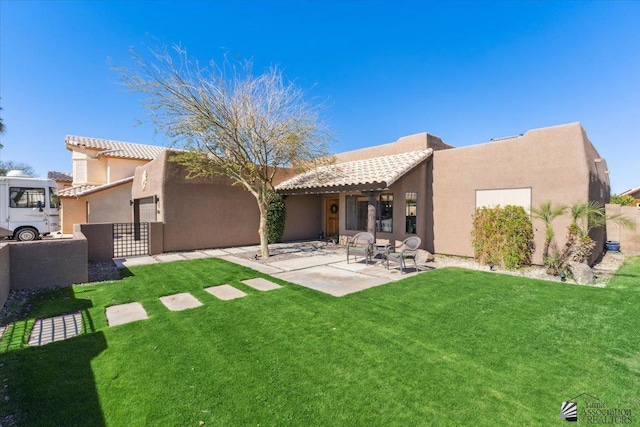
[138,196,157,222]
[113,222,149,258]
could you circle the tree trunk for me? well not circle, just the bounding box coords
[258,200,270,259]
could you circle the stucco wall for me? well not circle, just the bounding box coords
[134,152,262,252]
[162,181,260,251]
[61,197,87,234]
[335,133,453,163]
[87,183,133,224]
[81,223,114,261]
[131,151,167,222]
[0,243,9,312]
[9,227,87,290]
[61,183,133,234]
[432,123,607,265]
[282,195,322,241]
[72,147,149,186]
[149,222,164,255]
[606,204,640,254]
[106,157,148,182]
[132,152,317,251]
[338,162,432,250]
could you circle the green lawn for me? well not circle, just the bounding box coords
[1,256,639,426]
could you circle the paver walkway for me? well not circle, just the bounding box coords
[28,312,83,346]
[106,302,148,327]
[205,285,247,300]
[242,278,282,291]
[159,293,203,311]
[112,241,426,297]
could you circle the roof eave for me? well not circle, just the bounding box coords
[278,182,390,195]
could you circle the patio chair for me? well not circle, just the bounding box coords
[347,232,375,264]
[386,236,421,274]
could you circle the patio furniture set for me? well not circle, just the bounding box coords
[346,232,422,274]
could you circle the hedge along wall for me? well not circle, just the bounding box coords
[472,205,534,270]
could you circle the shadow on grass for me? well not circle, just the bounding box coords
[119,267,135,278]
[0,288,107,427]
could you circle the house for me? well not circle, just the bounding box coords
[129,150,317,252]
[47,171,73,191]
[66,122,608,265]
[621,186,640,204]
[57,135,165,233]
[276,122,609,265]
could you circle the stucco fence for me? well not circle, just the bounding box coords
[0,225,88,312]
[606,204,640,254]
[0,222,165,312]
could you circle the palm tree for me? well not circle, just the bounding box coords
[532,201,566,260]
[570,200,634,237]
[562,200,635,263]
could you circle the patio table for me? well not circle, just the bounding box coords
[371,243,390,261]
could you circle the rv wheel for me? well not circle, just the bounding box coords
[14,228,39,241]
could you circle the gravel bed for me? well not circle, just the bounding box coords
[428,250,627,286]
[87,260,122,283]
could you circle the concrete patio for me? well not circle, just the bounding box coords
[114,241,428,297]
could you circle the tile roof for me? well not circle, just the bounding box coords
[57,176,134,198]
[65,135,166,160]
[48,171,73,181]
[276,149,433,194]
[621,186,640,197]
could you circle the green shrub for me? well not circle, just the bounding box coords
[472,205,534,270]
[610,194,637,206]
[266,191,287,243]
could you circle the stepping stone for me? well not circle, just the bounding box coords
[106,302,148,327]
[28,312,83,346]
[242,278,282,291]
[159,293,203,311]
[205,285,247,300]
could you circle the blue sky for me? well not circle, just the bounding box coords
[1,1,638,193]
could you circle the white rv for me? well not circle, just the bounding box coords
[1,170,61,241]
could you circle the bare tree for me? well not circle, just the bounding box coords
[0,102,5,149]
[0,161,36,177]
[116,46,332,257]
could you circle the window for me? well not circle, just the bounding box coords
[345,195,369,231]
[475,188,531,214]
[345,193,393,232]
[49,188,60,209]
[405,192,417,234]
[377,194,393,232]
[9,187,46,208]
